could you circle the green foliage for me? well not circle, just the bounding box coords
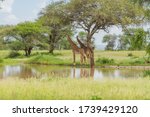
[13,21,47,56]
[28,54,69,65]
[15,21,46,35]
[145,43,150,61]
[66,0,144,39]
[119,28,148,50]
[143,70,150,77]
[57,37,71,50]
[129,58,145,65]
[7,51,21,58]
[39,1,72,53]
[9,41,24,51]
[96,57,115,64]
[0,58,3,63]
[91,96,102,100]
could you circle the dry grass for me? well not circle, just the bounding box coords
[0,78,150,100]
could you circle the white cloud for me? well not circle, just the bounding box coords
[1,0,14,13]
[39,0,47,9]
[0,0,19,25]
[31,0,48,20]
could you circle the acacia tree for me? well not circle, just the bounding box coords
[39,1,71,54]
[120,28,148,50]
[65,0,145,67]
[2,22,47,56]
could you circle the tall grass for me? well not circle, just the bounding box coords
[96,57,115,65]
[0,78,150,100]
[28,54,71,65]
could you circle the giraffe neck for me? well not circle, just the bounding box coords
[77,36,87,49]
[67,36,80,51]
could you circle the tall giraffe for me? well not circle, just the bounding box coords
[66,35,86,65]
[76,36,93,60]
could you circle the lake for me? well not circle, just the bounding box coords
[0,64,148,80]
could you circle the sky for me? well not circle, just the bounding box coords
[0,0,149,49]
[0,0,52,25]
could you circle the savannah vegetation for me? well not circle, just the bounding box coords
[0,0,150,100]
[0,78,150,100]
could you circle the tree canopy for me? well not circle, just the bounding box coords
[39,1,72,54]
[64,0,145,67]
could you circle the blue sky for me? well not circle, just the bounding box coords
[0,0,52,25]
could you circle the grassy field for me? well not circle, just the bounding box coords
[0,50,148,66]
[0,78,150,100]
[0,50,150,100]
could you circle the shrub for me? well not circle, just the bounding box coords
[127,53,133,57]
[0,58,3,63]
[143,70,150,77]
[129,58,145,65]
[96,57,115,64]
[7,51,21,58]
[28,54,67,65]
[91,95,102,100]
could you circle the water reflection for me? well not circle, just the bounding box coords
[71,67,94,78]
[0,64,146,79]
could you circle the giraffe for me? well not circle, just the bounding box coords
[76,36,94,63]
[66,35,86,65]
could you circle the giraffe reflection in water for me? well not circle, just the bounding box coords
[72,67,95,78]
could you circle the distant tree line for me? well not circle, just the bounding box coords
[103,28,150,51]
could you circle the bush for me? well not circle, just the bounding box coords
[96,57,115,64]
[129,58,145,65]
[28,54,68,65]
[9,41,23,51]
[143,70,150,77]
[127,53,133,57]
[0,58,3,63]
[7,51,21,58]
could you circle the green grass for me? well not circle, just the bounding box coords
[28,54,72,65]
[0,78,150,100]
[0,50,149,66]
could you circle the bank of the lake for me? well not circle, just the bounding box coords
[0,78,150,100]
[1,50,149,67]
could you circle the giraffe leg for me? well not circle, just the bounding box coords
[80,54,83,65]
[73,51,76,66]
[84,56,87,64]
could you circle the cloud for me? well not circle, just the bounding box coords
[0,0,19,25]
[0,0,14,13]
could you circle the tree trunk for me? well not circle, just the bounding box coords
[48,34,55,54]
[24,47,32,56]
[90,49,95,68]
[25,50,28,56]
[24,47,28,56]
[28,47,32,56]
[87,33,95,68]
[49,44,55,54]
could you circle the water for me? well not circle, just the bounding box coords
[0,64,148,80]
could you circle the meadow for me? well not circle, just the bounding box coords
[0,50,150,100]
[0,50,148,66]
[0,78,150,100]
